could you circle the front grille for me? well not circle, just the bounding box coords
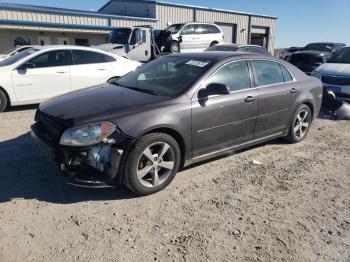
[322,75,350,86]
[36,110,72,144]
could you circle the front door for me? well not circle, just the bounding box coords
[12,50,71,103]
[192,60,258,157]
[128,28,152,62]
[250,60,300,138]
[179,24,196,51]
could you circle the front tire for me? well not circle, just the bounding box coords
[170,41,180,53]
[0,89,8,112]
[286,104,312,143]
[123,133,181,195]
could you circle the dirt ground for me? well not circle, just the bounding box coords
[0,106,349,262]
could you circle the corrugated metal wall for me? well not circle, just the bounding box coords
[155,4,194,29]
[251,16,277,54]
[110,18,156,28]
[0,9,109,28]
[195,10,249,45]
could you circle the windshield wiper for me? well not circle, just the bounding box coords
[116,83,158,96]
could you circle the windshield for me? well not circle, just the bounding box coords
[165,24,185,34]
[108,28,132,44]
[304,43,334,52]
[0,48,39,67]
[328,47,350,64]
[206,45,238,52]
[116,56,215,97]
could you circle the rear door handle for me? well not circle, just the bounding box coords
[56,71,67,74]
[245,96,257,103]
[98,68,107,71]
[290,88,298,94]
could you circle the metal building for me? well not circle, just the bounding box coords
[0,0,277,54]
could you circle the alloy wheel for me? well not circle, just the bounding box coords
[136,142,175,188]
[293,110,310,139]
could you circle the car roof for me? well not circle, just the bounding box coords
[214,44,265,48]
[169,51,273,61]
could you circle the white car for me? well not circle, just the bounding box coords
[311,46,350,102]
[0,45,141,111]
[0,46,32,61]
[165,22,224,53]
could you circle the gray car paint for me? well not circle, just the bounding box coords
[38,52,323,167]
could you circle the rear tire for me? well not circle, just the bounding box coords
[286,104,312,143]
[123,133,181,196]
[210,41,218,47]
[0,89,8,112]
[170,41,180,53]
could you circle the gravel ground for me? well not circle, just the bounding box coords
[0,107,349,262]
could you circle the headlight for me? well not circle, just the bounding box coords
[60,122,116,146]
[311,70,322,79]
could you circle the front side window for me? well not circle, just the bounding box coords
[27,50,72,68]
[206,61,251,92]
[181,25,195,35]
[72,50,115,65]
[251,60,285,86]
[165,24,184,34]
[116,56,215,97]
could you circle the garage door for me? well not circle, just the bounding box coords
[216,23,236,43]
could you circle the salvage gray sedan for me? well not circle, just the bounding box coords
[31,52,323,195]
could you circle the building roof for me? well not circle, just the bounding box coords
[98,0,277,19]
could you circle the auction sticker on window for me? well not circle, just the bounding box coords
[186,60,209,67]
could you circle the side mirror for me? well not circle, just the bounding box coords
[198,83,230,99]
[18,62,35,70]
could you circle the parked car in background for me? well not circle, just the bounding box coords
[279,47,302,60]
[311,46,350,102]
[0,45,141,112]
[164,22,224,53]
[31,52,322,195]
[288,42,346,75]
[0,46,32,61]
[205,44,270,55]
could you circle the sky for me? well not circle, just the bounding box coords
[2,0,350,48]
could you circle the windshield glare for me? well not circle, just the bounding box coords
[108,28,132,44]
[0,48,39,67]
[116,56,214,97]
[328,47,350,64]
[165,24,185,34]
[304,43,334,52]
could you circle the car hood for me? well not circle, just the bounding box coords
[39,84,169,124]
[316,63,350,76]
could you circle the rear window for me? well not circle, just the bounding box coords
[72,50,115,65]
[251,60,285,86]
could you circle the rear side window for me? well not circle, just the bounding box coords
[72,50,115,65]
[281,64,294,82]
[208,25,221,34]
[251,60,285,86]
[28,50,72,68]
[206,61,251,92]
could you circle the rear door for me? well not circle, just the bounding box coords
[194,24,210,49]
[191,60,258,157]
[251,60,300,138]
[70,50,114,90]
[12,50,71,103]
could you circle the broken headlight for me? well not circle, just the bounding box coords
[60,122,116,147]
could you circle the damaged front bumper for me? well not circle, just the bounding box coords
[31,122,135,187]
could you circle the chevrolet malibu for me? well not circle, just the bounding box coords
[0,45,141,112]
[31,52,323,195]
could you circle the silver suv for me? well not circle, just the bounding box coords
[165,22,224,53]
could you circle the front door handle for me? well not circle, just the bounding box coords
[98,68,107,71]
[290,88,298,94]
[245,96,257,103]
[56,71,67,74]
